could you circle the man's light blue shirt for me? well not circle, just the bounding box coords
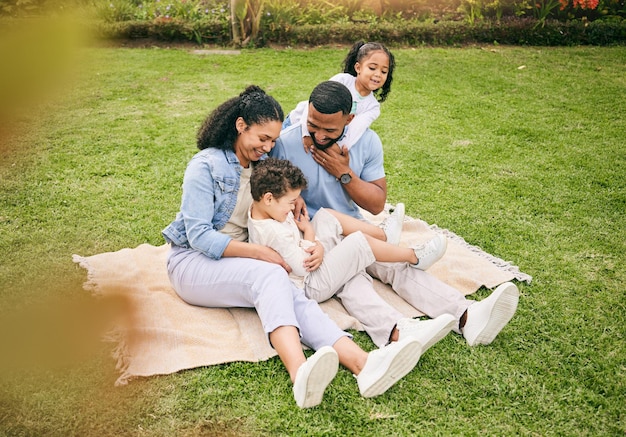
[271,123,385,219]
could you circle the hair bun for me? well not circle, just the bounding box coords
[240,85,266,107]
[241,85,265,97]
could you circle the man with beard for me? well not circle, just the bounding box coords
[271,80,519,352]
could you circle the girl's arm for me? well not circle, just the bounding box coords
[286,100,311,141]
[299,103,314,152]
[329,73,381,149]
[339,104,380,149]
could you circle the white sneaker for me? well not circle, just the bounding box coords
[410,234,447,270]
[396,314,456,354]
[293,346,338,408]
[380,203,405,246]
[462,282,519,346]
[357,337,422,398]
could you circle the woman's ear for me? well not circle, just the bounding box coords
[235,117,248,135]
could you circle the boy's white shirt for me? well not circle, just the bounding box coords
[247,208,315,289]
[288,73,381,150]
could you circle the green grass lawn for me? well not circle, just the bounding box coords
[1,44,624,436]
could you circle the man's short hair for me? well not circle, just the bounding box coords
[309,81,352,116]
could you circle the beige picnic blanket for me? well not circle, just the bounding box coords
[73,209,531,386]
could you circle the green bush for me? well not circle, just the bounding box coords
[90,14,626,45]
[91,17,230,43]
[2,0,624,45]
[92,0,229,22]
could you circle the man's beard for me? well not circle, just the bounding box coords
[311,133,342,151]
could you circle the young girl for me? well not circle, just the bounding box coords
[247,158,448,304]
[163,86,425,409]
[283,41,395,151]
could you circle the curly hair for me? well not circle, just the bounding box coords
[196,85,284,151]
[250,157,308,201]
[341,41,395,103]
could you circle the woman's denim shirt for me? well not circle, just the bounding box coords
[162,147,242,260]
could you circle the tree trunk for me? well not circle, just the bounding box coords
[230,0,241,44]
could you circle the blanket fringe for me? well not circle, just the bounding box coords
[103,329,133,386]
[73,253,134,386]
[429,224,533,284]
[72,254,102,294]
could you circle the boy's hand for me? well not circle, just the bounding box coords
[294,213,312,233]
[303,241,324,272]
[293,196,308,222]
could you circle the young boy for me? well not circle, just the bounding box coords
[248,157,455,351]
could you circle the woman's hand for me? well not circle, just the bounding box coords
[303,241,324,272]
[254,244,292,273]
[225,241,292,273]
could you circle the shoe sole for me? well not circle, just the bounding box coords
[386,203,405,246]
[470,283,519,346]
[360,339,422,398]
[420,315,456,354]
[296,348,339,408]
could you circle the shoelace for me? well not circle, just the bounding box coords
[415,239,438,261]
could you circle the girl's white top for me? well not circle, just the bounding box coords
[287,73,381,150]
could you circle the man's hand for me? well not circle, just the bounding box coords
[309,143,387,215]
[310,144,350,179]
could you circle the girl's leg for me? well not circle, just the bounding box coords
[311,213,420,265]
[325,208,386,240]
[363,234,418,264]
